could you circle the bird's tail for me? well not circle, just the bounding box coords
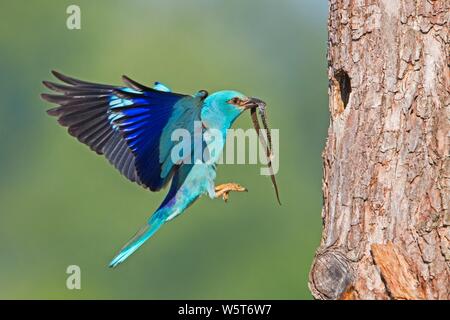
[109,215,165,268]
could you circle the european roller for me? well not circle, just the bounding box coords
[41,71,280,267]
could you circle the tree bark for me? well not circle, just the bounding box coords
[309,0,449,300]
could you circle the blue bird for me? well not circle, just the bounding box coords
[41,71,280,267]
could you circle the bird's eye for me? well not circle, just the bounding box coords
[230,97,240,104]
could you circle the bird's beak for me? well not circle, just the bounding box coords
[241,97,265,110]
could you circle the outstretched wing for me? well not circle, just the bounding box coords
[42,71,203,191]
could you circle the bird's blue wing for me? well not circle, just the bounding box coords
[109,79,203,191]
[42,71,202,191]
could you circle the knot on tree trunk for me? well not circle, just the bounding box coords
[308,248,354,300]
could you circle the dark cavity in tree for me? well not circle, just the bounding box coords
[335,70,351,109]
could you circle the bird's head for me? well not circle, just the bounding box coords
[201,90,262,129]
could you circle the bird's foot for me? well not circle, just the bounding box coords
[215,183,247,202]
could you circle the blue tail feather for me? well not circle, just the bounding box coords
[109,216,165,268]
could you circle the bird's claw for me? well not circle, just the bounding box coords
[215,183,247,202]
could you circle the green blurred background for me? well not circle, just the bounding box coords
[0,0,328,299]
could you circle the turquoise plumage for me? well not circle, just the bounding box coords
[41,71,277,267]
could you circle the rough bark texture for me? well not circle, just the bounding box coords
[309,0,449,300]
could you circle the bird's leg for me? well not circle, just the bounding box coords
[215,183,247,202]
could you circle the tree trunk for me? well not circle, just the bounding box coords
[309,0,449,300]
